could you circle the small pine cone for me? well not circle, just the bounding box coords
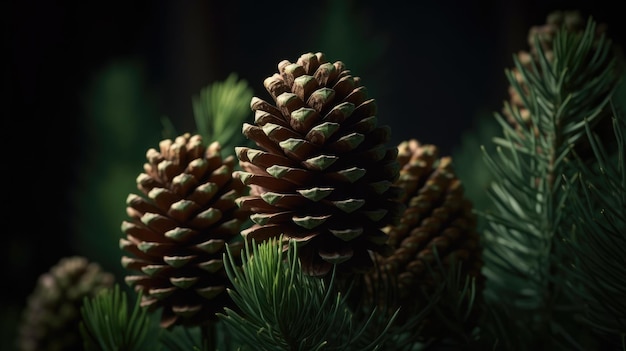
[120,133,246,328]
[364,139,484,336]
[235,52,404,277]
[16,256,114,351]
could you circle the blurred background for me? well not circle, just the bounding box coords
[4,0,625,348]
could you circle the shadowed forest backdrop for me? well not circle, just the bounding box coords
[4,0,626,349]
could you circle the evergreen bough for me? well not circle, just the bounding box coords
[79,285,156,351]
[218,236,400,351]
[479,14,624,350]
[564,112,626,349]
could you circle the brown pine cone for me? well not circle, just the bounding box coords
[364,139,484,338]
[234,51,405,277]
[16,256,114,351]
[120,133,246,328]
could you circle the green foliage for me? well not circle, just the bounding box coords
[80,284,158,351]
[563,113,626,349]
[158,321,240,351]
[159,325,208,351]
[427,254,479,346]
[162,73,254,159]
[218,237,399,351]
[388,248,485,350]
[192,73,254,154]
[479,15,623,350]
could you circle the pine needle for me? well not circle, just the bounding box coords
[79,285,158,351]
[192,73,254,156]
[479,12,623,349]
[563,114,626,346]
[217,236,400,351]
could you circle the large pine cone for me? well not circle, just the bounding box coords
[234,52,405,277]
[120,133,246,328]
[364,139,484,337]
[16,256,114,351]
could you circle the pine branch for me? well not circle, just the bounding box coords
[217,236,400,351]
[418,248,485,350]
[354,249,481,350]
[563,111,626,349]
[192,73,254,156]
[160,73,254,159]
[79,284,159,351]
[479,12,622,350]
[159,325,203,351]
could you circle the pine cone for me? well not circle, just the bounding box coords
[364,139,484,337]
[234,51,405,277]
[120,133,246,328]
[16,256,114,351]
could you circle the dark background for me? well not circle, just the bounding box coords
[4,0,625,348]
